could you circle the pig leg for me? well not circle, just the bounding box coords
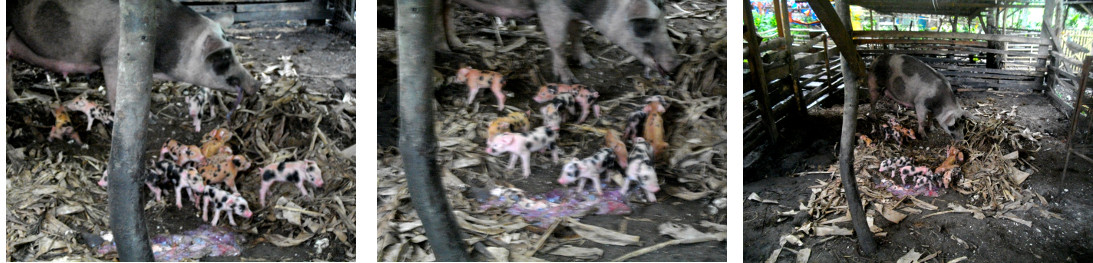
[491,79,505,111]
[259,180,273,207]
[867,73,882,115]
[568,21,594,69]
[202,195,210,221]
[520,152,532,178]
[103,58,119,106]
[295,182,310,197]
[536,8,577,83]
[507,153,519,170]
[466,82,480,105]
[576,178,587,192]
[211,209,222,226]
[442,0,467,50]
[175,186,184,209]
[227,211,237,226]
[590,175,603,195]
[914,103,929,136]
[645,189,657,202]
[549,143,560,162]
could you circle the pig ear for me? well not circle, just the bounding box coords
[500,135,514,144]
[211,13,235,29]
[203,34,230,56]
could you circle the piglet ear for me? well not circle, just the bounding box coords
[225,197,235,205]
[500,135,514,145]
[571,157,581,163]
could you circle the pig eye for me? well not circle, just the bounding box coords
[206,49,234,75]
[630,18,657,38]
[227,76,240,87]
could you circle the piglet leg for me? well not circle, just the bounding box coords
[466,84,480,105]
[576,178,587,193]
[202,196,210,222]
[259,181,273,207]
[295,182,310,197]
[521,152,532,178]
[593,105,601,118]
[507,153,518,170]
[175,187,184,209]
[227,212,237,226]
[491,85,505,111]
[211,209,222,226]
[591,176,603,195]
[645,189,657,202]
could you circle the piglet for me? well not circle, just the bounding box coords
[532,83,581,103]
[623,137,660,202]
[604,130,629,169]
[574,86,602,123]
[487,111,531,140]
[64,96,113,131]
[200,128,233,158]
[540,92,577,130]
[143,160,206,209]
[185,87,213,132]
[622,96,669,140]
[48,105,82,144]
[485,126,562,178]
[200,154,251,193]
[643,109,669,161]
[160,140,205,168]
[558,148,616,195]
[201,185,253,226]
[257,160,324,207]
[454,66,507,111]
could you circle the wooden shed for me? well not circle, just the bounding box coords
[744,0,1093,161]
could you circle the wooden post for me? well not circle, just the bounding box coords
[1063,56,1092,182]
[987,8,1001,69]
[806,0,877,255]
[774,0,786,38]
[778,0,805,114]
[745,0,780,142]
[824,34,832,86]
[1040,0,1057,92]
[111,0,157,260]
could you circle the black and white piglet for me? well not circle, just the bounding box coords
[257,160,324,207]
[200,185,253,226]
[485,126,563,178]
[143,160,206,209]
[622,137,660,202]
[557,147,616,195]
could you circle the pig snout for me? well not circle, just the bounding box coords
[243,210,253,218]
[644,183,660,193]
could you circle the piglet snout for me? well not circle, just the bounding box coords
[243,211,253,218]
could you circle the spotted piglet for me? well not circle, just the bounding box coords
[143,160,206,209]
[622,96,669,140]
[485,126,562,178]
[454,66,507,111]
[574,86,602,123]
[487,111,532,140]
[532,83,581,103]
[257,160,324,207]
[200,154,251,193]
[622,137,660,202]
[64,96,113,131]
[201,185,253,226]
[160,139,205,168]
[558,148,616,195]
[540,92,577,130]
[185,87,214,132]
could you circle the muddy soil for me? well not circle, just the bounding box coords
[377,1,728,261]
[6,21,355,261]
[743,91,1093,262]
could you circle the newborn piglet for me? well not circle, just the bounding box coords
[257,160,324,207]
[558,148,616,195]
[201,185,253,226]
[485,126,562,178]
[622,138,660,202]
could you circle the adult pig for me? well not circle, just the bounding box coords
[449,0,680,83]
[8,0,259,105]
[867,54,970,141]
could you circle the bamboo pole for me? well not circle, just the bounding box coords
[1063,56,1092,182]
[778,0,805,114]
[806,0,877,255]
[745,0,779,142]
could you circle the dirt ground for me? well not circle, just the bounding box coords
[377,1,727,261]
[6,21,355,261]
[743,90,1093,262]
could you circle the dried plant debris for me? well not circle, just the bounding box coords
[7,52,355,261]
[796,103,1049,242]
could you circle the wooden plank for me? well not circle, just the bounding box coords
[854,38,989,47]
[1054,51,1085,68]
[936,64,1046,76]
[744,0,779,142]
[858,49,1049,58]
[854,31,1051,45]
[940,70,1038,80]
